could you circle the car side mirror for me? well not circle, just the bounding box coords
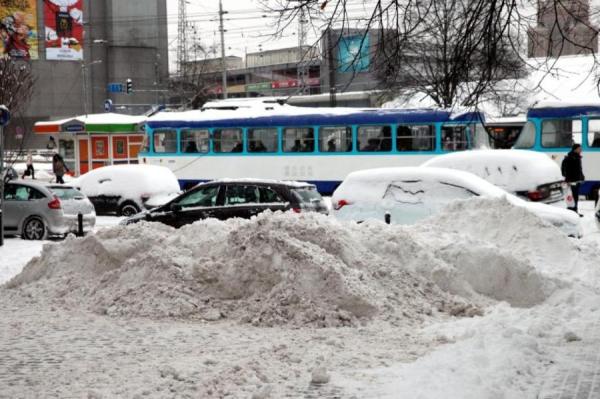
[170,203,182,213]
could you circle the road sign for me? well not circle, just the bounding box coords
[108,83,124,93]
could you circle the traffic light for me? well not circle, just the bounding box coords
[126,78,133,94]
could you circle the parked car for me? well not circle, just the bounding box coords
[1,179,69,240]
[331,167,582,237]
[72,165,181,216]
[421,149,570,206]
[47,185,96,234]
[121,179,328,227]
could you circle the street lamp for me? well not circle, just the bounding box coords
[81,59,103,116]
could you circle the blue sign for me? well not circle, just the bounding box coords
[338,35,370,73]
[64,122,85,132]
[108,83,124,93]
[104,99,114,112]
[0,105,10,126]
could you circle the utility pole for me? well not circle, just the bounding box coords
[297,8,309,95]
[327,29,337,107]
[177,0,188,76]
[219,0,228,99]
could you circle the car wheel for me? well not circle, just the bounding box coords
[22,217,47,240]
[119,202,141,217]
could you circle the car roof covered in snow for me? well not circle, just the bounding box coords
[421,149,563,192]
[201,178,316,189]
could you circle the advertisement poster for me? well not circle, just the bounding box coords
[0,0,39,60]
[338,34,370,73]
[44,0,83,61]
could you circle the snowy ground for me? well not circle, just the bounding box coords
[0,202,598,398]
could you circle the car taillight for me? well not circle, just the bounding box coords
[292,207,302,213]
[48,196,62,209]
[333,199,350,210]
[527,189,550,201]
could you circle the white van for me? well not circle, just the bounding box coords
[421,149,570,206]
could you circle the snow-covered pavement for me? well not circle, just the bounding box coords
[0,201,598,398]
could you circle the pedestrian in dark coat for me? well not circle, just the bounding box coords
[52,153,69,184]
[561,144,585,214]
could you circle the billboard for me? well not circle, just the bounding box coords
[338,34,370,73]
[44,0,83,61]
[0,0,39,60]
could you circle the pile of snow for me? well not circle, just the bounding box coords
[6,212,475,327]
[72,164,180,200]
[7,196,583,327]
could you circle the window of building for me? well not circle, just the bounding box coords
[213,128,243,153]
[181,129,210,153]
[248,128,278,153]
[319,126,352,153]
[441,125,471,151]
[396,125,435,151]
[541,119,581,148]
[283,127,315,152]
[358,126,392,152]
[153,130,177,153]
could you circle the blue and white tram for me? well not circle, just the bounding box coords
[514,103,600,198]
[139,104,489,194]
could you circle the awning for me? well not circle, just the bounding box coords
[34,113,146,135]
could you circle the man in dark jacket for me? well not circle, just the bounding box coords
[561,144,585,214]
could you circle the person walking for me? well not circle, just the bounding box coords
[22,151,35,179]
[52,153,69,184]
[562,143,585,214]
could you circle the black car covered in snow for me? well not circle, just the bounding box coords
[120,179,328,227]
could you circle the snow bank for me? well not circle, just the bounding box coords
[7,213,472,327]
[7,195,582,327]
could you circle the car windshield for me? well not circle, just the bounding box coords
[50,186,85,200]
[292,187,323,204]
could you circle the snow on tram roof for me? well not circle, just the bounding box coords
[528,101,600,119]
[146,105,484,129]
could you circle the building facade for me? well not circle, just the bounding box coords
[528,0,598,57]
[3,0,169,149]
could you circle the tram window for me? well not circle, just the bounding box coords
[140,135,149,153]
[587,119,600,147]
[541,119,581,148]
[319,126,352,153]
[153,130,177,153]
[513,121,535,148]
[441,125,470,151]
[248,128,278,153]
[397,125,435,151]
[213,128,243,153]
[358,126,391,152]
[181,129,209,153]
[283,127,314,152]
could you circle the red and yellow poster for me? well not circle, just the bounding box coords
[44,0,83,61]
[0,0,39,60]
